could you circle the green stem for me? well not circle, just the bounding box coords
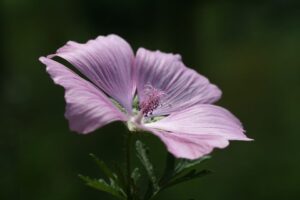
[125,132,133,199]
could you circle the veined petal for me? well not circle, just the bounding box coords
[143,105,252,159]
[135,48,221,116]
[48,34,136,113]
[145,104,252,141]
[149,129,229,159]
[39,57,127,134]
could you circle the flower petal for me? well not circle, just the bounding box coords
[149,129,229,159]
[143,104,252,159]
[135,48,221,116]
[146,104,252,141]
[39,57,127,134]
[48,34,136,113]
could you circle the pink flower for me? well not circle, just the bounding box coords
[39,34,252,160]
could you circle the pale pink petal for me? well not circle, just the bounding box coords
[39,57,127,134]
[48,34,135,113]
[146,104,251,141]
[149,129,229,159]
[135,48,221,116]
[143,104,252,159]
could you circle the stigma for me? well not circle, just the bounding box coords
[128,85,165,128]
[140,85,164,117]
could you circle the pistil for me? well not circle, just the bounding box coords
[140,85,164,117]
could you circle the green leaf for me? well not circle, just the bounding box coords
[89,153,127,192]
[163,169,212,189]
[109,178,127,197]
[111,163,126,190]
[131,167,141,185]
[78,175,127,200]
[160,153,176,184]
[135,140,159,193]
[158,155,212,193]
[89,153,115,179]
[130,168,141,199]
[84,154,128,199]
[175,155,211,174]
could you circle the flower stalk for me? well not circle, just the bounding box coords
[125,131,133,199]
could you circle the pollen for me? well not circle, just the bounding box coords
[140,85,165,116]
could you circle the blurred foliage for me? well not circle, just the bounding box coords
[79,141,211,200]
[1,0,300,200]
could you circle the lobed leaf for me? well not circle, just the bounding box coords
[164,169,212,188]
[78,175,127,200]
[89,153,115,178]
[135,140,160,193]
[175,155,211,174]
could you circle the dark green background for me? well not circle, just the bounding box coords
[1,0,300,199]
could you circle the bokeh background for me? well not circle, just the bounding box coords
[1,0,300,199]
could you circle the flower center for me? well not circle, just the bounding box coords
[128,85,165,130]
[140,85,164,117]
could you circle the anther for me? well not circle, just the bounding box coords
[140,85,164,116]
